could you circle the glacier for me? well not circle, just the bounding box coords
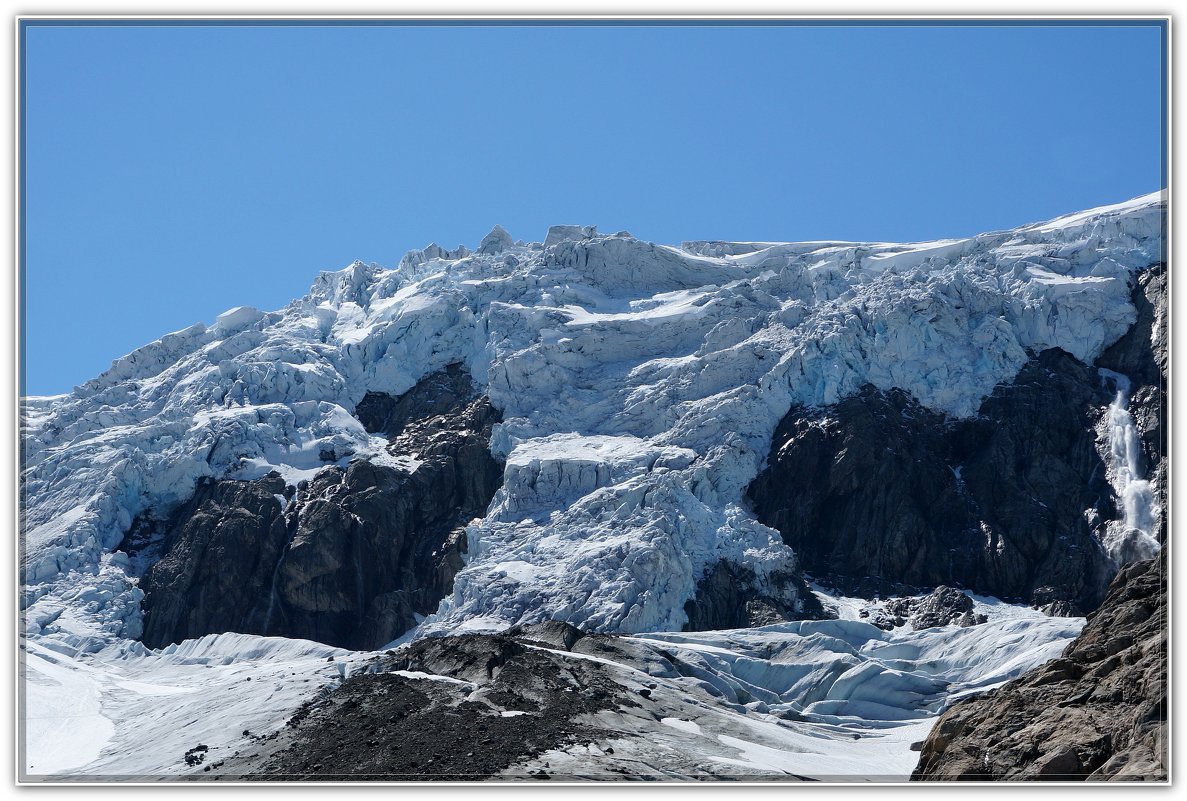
[18,192,1166,778]
[21,191,1163,649]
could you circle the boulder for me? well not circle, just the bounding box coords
[884,586,986,631]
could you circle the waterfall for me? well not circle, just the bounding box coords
[1099,369,1160,564]
[263,505,300,635]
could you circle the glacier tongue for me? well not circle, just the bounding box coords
[21,191,1165,646]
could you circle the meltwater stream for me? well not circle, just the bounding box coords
[1099,369,1160,563]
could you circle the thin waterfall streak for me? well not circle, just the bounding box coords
[264,516,300,635]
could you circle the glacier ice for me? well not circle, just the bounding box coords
[20,191,1165,649]
[477,224,514,255]
[509,603,1081,780]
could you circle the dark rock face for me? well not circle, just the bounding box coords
[884,586,986,631]
[137,475,292,648]
[1096,264,1167,389]
[912,555,1167,781]
[136,365,503,650]
[222,624,631,780]
[354,364,485,440]
[748,348,1118,613]
[682,562,825,631]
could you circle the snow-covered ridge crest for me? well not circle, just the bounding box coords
[21,191,1164,647]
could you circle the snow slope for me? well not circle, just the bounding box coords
[22,597,1079,779]
[21,193,1163,648]
[22,633,364,778]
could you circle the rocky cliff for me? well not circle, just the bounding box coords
[748,348,1119,613]
[748,255,1166,616]
[911,554,1167,780]
[136,365,503,650]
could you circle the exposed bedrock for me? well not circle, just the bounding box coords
[748,348,1119,613]
[1096,263,1166,389]
[353,363,486,440]
[682,561,825,631]
[136,365,503,650]
[884,586,987,632]
[911,555,1167,781]
[135,475,292,649]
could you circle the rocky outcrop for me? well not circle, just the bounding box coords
[354,364,485,440]
[912,555,1167,781]
[748,348,1118,613]
[884,586,987,631]
[1096,264,1166,389]
[136,365,503,650]
[750,260,1169,617]
[220,624,631,780]
[682,562,825,631]
[136,475,292,648]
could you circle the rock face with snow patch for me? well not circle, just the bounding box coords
[912,555,1167,781]
[224,623,629,779]
[748,348,1120,613]
[137,366,503,650]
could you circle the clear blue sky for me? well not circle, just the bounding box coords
[22,21,1166,395]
